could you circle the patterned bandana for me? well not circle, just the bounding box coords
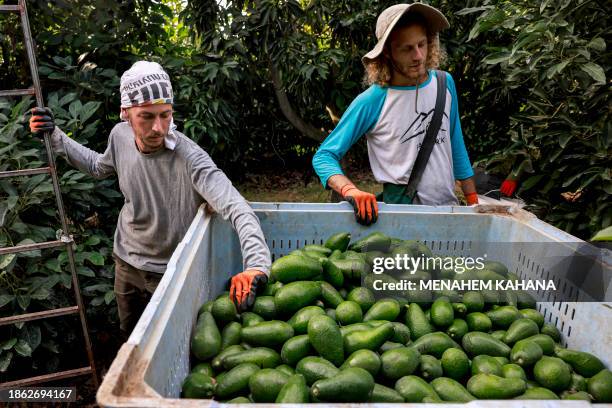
[119,61,177,149]
[120,61,173,109]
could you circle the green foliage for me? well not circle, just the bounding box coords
[591,226,612,242]
[180,0,391,162]
[468,0,610,237]
[0,97,119,379]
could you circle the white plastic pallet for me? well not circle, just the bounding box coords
[97,202,611,407]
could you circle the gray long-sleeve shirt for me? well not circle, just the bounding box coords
[50,123,271,275]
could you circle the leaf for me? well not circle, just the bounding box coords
[84,236,101,246]
[19,324,41,352]
[77,266,96,277]
[17,294,31,310]
[587,37,605,51]
[44,258,62,273]
[59,274,72,288]
[86,252,105,266]
[32,183,54,195]
[99,69,117,78]
[70,182,95,190]
[0,294,14,309]
[30,288,50,300]
[42,275,60,290]
[0,254,15,269]
[104,290,115,305]
[0,338,17,351]
[98,188,122,198]
[6,196,18,211]
[0,351,13,372]
[456,6,494,15]
[591,226,612,242]
[559,133,572,148]
[562,170,590,188]
[521,175,544,190]
[548,60,570,78]
[80,101,101,123]
[91,296,105,307]
[41,340,60,354]
[483,52,511,65]
[14,340,32,357]
[56,92,75,107]
[0,202,7,227]
[579,173,600,191]
[580,63,606,84]
[69,100,82,119]
[84,283,112,292]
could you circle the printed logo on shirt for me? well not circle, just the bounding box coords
[417,137,446,149]
[400,108,448,145]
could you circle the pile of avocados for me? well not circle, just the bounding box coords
[181,231,612,403]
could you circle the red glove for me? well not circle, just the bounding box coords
[465,192,479,205]
[229,270,268,312]
[500,179,518,197]
[341,184,378,226]
[29,107,55,135]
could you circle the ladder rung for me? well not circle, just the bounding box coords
[0,366,93,389]
[0,88,36,97]
[0,306,79,326]
[0,239,67,256]
[0,0,100,390]
[0,167,51,179]
[0,5,21,12]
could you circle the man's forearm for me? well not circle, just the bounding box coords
[460,177,477,195]
[191,153,271,275]
[327,174,356,196]
[51,127,115,179]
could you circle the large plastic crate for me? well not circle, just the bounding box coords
[97,202,611,407]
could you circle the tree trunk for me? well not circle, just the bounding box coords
[269,64,325,142]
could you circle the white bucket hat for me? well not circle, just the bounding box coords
[362,3,449,64]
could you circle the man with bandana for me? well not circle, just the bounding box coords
[29,61,271,338]
[313,4,478,225]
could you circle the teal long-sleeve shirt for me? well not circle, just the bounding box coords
[313,70,474,205]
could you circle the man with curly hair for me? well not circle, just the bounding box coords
[313,4,478,225]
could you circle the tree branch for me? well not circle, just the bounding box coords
[269,64,325,142]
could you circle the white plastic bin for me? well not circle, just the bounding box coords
[97,202,611,407]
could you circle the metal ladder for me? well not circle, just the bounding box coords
[0,0,98,388]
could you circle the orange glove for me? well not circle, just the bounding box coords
[229,270,268,312]
[29,107,55,135]
[342,184,378,226]
[500,179,518,197]
[465,192,479,205]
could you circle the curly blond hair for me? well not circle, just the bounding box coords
[364,13,447,87]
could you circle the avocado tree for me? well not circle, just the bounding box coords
[468,0,610,237]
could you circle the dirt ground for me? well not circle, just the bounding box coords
[236,168,382,203]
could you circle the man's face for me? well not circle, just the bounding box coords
[387,23,429,84]
[126,104,173,153]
